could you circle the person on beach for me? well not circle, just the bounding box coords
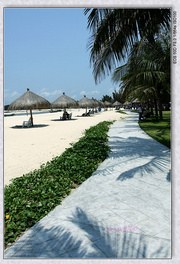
[62,111,69,120]
[138,105,143,121]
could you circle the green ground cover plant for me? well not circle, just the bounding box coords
[4,121,114,247]
[116,110,127,114]
[139,111,171,148]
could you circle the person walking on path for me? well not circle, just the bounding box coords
[138,105,143,121]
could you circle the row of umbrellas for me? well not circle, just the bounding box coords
[8,89,122,126]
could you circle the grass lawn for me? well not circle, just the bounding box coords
[139,111,171,148]
[116,110,127,114]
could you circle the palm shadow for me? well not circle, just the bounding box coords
[5,207,171,259]
[105,136,171,182]
[166,170,171,182]
[116,151,170,181]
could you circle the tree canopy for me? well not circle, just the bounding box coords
[85,8,171,83]
[112,28,171,118]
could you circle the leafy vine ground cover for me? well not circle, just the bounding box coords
[4,112,171,247]
[4,121,114,247]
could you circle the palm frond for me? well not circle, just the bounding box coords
[85,8,170,82]
[111,64,128,83]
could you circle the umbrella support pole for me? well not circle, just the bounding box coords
[63,107,67,120]
[30,109,33,126]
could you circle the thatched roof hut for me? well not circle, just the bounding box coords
[8,88,51,126]
[51,92,77,109]
[8,88,50,110]
[97,100,104,107]
[91,97,100,108]
[78,95,93,107]
[104,101,112,107]
[113,101,122,106]
[123,101,131,106]
[78,95,94,114]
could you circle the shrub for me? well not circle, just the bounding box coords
[4,121,114,246]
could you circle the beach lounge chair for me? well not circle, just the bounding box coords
[60,114,66,120]
[68,113,72,120]
[22,117,32,128]
[60,112,72,120]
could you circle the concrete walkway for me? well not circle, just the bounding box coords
[4,112,171,259]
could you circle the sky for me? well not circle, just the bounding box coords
[4,8,121,105]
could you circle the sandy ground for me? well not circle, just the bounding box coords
[4,108,126,186]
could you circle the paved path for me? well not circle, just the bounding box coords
[4,112,171,259]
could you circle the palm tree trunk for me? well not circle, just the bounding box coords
[154,97,158,119]
[156,87,163,120]
[151,101,154,115]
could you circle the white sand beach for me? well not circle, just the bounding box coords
[4,108,126,186]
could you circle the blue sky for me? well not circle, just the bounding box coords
[4,8,121,105]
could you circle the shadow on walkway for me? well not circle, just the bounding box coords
[105,136,171,182]
[6,207,170,258]
[5,114,171,259]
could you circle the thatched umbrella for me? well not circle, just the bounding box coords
[103,101,112,109]
[97,100,104,107]
[91,97,100,109]
[51,92,78,116]
[123,101,130,106]
[113,101,122,106]
[123,101,132,109]
[132,98,140,109]
[78,95,93,113]
[113,101,122,110]
[8,88,51,126]
[104,101,112,106]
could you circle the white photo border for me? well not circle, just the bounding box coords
[0,1,179,263]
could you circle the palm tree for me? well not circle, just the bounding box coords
[112,29,170,119]
[84,8,171,84]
